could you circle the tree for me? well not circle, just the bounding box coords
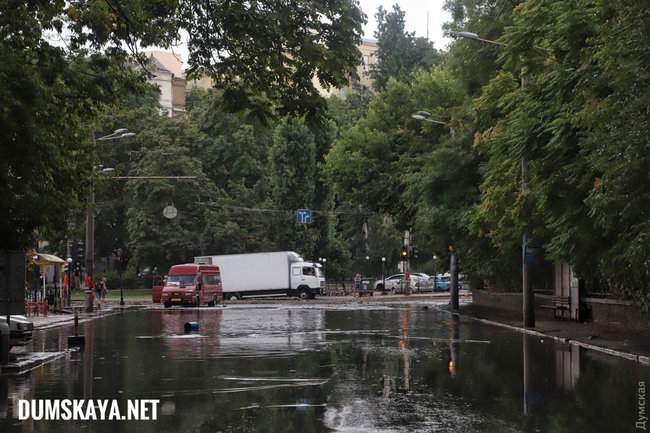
[443,0,520,95]
[269,117,319,256]
[124,116,220,271]
[371,4,443,91]
[327,85,374,135]
[2,0,366,251]
[466,0,650,301]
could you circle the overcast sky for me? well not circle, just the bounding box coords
[360,0,451,48]
[159,1,452,67]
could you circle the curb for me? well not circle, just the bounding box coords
[435,305,650,366]
[33,306,150,331]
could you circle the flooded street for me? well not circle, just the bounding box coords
[2,302,649,433]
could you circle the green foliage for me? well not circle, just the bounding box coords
[464,0,650,300]
[3,0,366,251]
[371,4,443,91]
[443,0,520,95]
[269,117,319,255]
[124,116,220,270]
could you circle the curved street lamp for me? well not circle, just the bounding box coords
[84,128,136,312]
[449,29,544,327]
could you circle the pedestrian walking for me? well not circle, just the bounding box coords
[354,272,362,294]
[95,277,107,309]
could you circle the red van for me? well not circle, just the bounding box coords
[161,264,222,308]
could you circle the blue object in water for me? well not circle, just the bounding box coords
[184,321,199,333]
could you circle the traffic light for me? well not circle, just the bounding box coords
[400,247,408,261]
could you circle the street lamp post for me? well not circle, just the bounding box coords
[450,30,545,328]
[85,129,136,312]
[432,255,438,290]
[411,111,458,311]
[381,257,386,293]
[116,248,124,306]
[66,257,73,308]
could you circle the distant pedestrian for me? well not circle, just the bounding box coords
[354,273,362,292]
[95,277,107,309]
[101,277,108,299]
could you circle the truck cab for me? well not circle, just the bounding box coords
[290,262,325,299]
[161,264,222,308]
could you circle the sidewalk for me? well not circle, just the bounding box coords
[29,301,149,330]
[458,303,650,365]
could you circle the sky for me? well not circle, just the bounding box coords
[162,1,452,67]
[359,0,451,48]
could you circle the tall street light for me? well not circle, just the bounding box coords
[84,129,136,312]
[381,257,386,294]
[411,111,459,311]
[450,30,548,328]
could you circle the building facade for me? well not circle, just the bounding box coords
[146,51,187,117]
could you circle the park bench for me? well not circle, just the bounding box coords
[541,296,571,320]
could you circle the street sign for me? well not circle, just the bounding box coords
[163,205,178,219]
[296,208,312,224]
[523,238,540,265]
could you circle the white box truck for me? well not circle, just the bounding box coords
[194,251,324,300]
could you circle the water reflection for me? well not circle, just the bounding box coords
[0,305,648,433]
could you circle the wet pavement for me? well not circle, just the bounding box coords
[1,301,649,432]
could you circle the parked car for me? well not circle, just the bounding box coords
[374,273,431,293]
[433,274,451,292]
[411,272,434,292]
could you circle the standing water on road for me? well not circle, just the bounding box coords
[1,304,648,432]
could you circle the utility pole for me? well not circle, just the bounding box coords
[521,73,534,328]
[84,164,95,313]
[84,129,136,312]
[450,31,541,328]
[410,111,458,309]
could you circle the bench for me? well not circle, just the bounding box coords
[541,296,571,319]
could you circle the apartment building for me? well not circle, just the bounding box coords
[146,51,187,117]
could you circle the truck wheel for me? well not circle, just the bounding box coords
[228,294,240,301]
[163,301,171,308]
[207,296,216,307]
[297,288,309,300]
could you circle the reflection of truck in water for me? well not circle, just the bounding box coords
[194,251,324,300]
[161,263,223,307]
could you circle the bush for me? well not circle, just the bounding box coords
[95,271,146,291]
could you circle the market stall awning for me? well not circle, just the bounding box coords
[31,253,66,266]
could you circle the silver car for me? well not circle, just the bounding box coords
[374,273,431,293]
